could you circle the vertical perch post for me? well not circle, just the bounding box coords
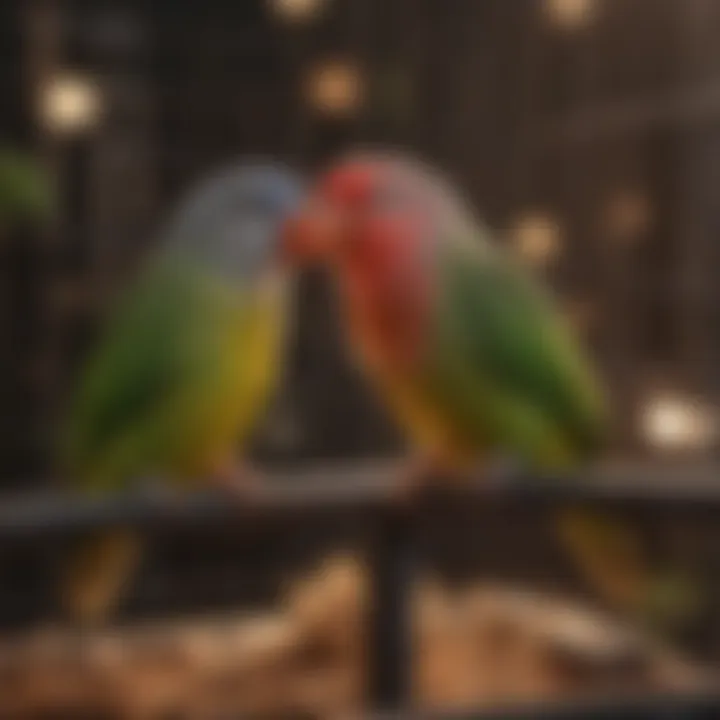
[368,505,415,712]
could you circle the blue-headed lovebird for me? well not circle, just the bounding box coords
[62,162,303,624]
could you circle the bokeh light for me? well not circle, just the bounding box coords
[546,0,596,29]
[642,394,717,451]
[564,298,597,335]
[269,0,327,23]
[511,212,562,268]
[605,190,651,242]
[307,61,363,117]
[39,73,102,136]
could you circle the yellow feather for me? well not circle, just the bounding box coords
[169,272,288,477]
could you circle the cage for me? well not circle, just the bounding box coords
[1,0,720,717]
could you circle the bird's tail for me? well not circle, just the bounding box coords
[60,528,143,626]
[555,507,702,635]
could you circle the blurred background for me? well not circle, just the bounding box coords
[2,0,720,716]
[4,0,720,482]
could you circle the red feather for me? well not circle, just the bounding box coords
[339,214,432,371]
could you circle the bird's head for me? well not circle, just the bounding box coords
[283,152,448,275]
[165,161,305,279]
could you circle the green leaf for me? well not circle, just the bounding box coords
[0,147,54,226]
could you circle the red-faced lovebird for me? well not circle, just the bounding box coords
[284,152,698,634]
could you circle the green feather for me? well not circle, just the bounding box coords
[422,224,695,632]
[58,162,298,626]
[63,257,284,491]
[430,230,607,467]
[61,256,286,625]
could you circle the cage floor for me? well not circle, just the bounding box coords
[0,552,708,718]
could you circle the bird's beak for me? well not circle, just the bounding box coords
[282,197,344,266]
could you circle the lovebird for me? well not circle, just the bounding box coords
[62,162,303,624]
[285,152,697,632]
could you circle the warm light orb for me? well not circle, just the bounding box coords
[40,73,102,135]
[605,190,651,241]
[269,0,326,22]
[307,61,363,117]
[511,212,562,268]
[642,395,717,451]
[546,0,595,29]
[564,298,596,334]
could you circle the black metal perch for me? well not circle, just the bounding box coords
[0,460,719,537]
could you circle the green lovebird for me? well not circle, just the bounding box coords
[62,162,303,624]
[0,147,52,226]
[285,152,697,632]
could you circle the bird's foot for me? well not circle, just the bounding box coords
[481,455,527,493]
[391,454,527,506]
[211,462,264,505]
[138,478,185,506]
[391,455,444,506]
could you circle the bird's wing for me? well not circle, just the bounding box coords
[431,229,607,466]
[63,261,242,489]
